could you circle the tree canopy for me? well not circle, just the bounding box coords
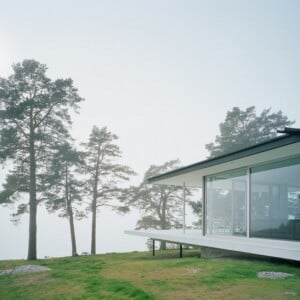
[205,106,294,157]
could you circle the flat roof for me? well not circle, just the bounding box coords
[148,132,300,187]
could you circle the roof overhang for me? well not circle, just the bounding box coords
[147,134,300,187]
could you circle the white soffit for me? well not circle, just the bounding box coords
[151,142,300,187]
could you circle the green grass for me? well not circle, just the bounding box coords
[0,250,299,299]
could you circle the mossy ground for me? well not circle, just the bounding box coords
[0,250,299,299]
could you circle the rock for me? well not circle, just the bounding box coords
[0,265,51,276]
[0,269,13,276]
[257,271,294,279]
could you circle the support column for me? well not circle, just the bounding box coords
[246,168,251,238]
[179,244,183,258]
[152,240,155,256]
[202,176,206,236]
[183,182,186,234]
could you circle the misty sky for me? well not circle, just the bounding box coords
[0,0,300,259]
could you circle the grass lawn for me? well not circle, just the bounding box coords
[0,250,299,299]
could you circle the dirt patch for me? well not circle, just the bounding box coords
[11,272,54,287]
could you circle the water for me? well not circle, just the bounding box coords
[0,206,147,260]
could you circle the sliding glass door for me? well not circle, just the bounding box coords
[250,157,300,241]
[205,156,300,241]
[206,169,247,236]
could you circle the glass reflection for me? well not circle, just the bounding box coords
[250,157,300,241]
[206,169,247,236]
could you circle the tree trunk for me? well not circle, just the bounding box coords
[28,112,37,260]
[65,164,78,256]
[91,145,100,255]
[67,202,78,256]
[160,197,167,250]
[91,193,97,255]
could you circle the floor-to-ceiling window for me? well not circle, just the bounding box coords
[250,157,300,241]
[206,169,247,236]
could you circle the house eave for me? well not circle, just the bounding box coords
[147,134,300,187]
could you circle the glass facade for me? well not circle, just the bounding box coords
[250,157,300,241]
[205,157,300,241]
[206,169,247,236]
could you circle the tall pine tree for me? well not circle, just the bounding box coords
[0,60,83,260]
[82,126,135,254]
[44,142,85,256]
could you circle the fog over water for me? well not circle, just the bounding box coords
[0,1,300,259]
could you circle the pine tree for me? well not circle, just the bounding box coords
[0,60,83,260]
[44,142,85,256]
[206,106,294,157]
[128,160,190,250]
[82,126,135,254]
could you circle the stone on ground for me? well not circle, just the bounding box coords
[0,265,51,276]
[257,271,294,279]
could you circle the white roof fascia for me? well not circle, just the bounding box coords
[149,142,300,187]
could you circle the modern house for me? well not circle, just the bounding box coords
[125,128,300,261]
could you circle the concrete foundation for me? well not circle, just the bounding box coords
[200,246,244,258]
